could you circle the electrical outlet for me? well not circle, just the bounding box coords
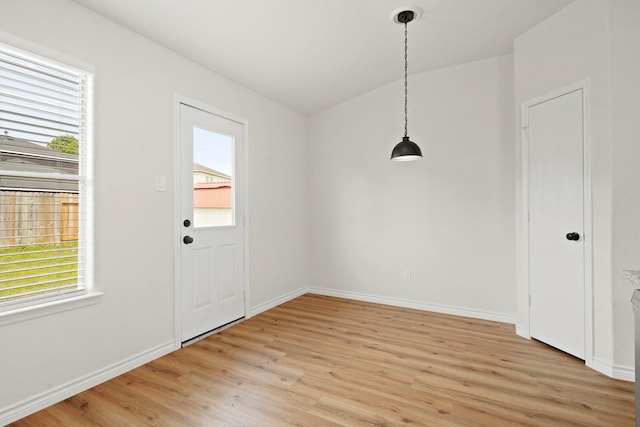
[402,270,412,282]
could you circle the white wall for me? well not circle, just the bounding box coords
[2,0,636,422]
[515,0,613,368]
[0,0,308,421]
[609,0,640,370]
[309,55,516,320]
[515,0,640,374]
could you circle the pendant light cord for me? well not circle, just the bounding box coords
[404,22,408,138]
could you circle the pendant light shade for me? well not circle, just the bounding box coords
[390,8,422,162]
[391,136,422,161]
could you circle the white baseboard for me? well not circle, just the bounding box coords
[305,288,637,381]
[515,325,530,339]
[590,356,634,382]
[248,286,516,325]
[307,287,517,324]
[0,340,175,426]
[248,287,308,318]
[5,287,627,425]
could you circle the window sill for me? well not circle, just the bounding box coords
[0,292,103,327]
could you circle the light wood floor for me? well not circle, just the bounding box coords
[11,294,635,426]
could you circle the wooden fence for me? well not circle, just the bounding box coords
[0,191,79,247]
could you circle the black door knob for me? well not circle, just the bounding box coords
[566,232,580,241]
[183,235,194,244]
[183,219,191,227]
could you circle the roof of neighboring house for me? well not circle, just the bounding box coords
[193,163,231,180]
[0,135,78,162]
[0,136,79,192]
[194,181,230,189]
[194,182,232,209]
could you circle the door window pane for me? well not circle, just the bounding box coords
[192,127,233,227]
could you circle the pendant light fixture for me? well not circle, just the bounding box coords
[390,7,422,161]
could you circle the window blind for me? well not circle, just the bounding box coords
[0,43,89,306]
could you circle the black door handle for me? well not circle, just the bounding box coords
[183,236,194,244]
[566,232,580,241]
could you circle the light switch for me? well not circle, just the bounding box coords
[155,174,166,192]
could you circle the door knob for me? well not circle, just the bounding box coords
[183,236,194,244]
[566,232,580,241]
[183,219,191,227]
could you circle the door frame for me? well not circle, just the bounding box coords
[519,80,593,366]
[172,94,250,349]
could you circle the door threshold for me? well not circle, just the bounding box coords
[181,316,245,348]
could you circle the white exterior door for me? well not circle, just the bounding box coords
[526,89,585,359]
[179,102,245,344]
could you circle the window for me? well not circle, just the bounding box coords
[0,42,92,310]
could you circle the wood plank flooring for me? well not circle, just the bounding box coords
[10,294,635,426]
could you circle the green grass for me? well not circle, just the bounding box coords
[0,242,79,301]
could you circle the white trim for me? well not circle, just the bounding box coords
[2,282,625,426]
[172,94,250,348]
[173,95,182,350]
[612,365,634,382]
[261,287,632,381]
[583,81,593,365]
[0,291,102,327]
[241,118,251,321]
[0,38,97,321]
[0,170,81,181]
[590,357,634,382]
[248,287,308,318]
[519,80,593,366]
[515,325,528,338]
[0,340,174,426]
[249,286,515,324]
[174,95,248,126]
[307,287,516,324]
[519,100,531,339]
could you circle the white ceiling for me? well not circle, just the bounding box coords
[70,0,574,116]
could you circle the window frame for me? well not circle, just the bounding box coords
[0,37,99,322]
